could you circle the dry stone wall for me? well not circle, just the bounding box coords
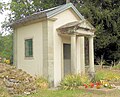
[0,63,37,95]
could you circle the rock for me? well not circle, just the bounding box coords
[24,91,31,95]
[0,63,37,95]
[8,78,19,83]
[0,69,5,73]
[115,86,120,90]
[4,79,14,87]
[7,87,14,94]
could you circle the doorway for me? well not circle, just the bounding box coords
[63,44,71,76]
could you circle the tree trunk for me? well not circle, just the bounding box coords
[113,60,115,66]
[100,55,104,68]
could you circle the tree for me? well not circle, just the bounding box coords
[2,0,120,64]
[77,0,120,64]
[0,33,13,60]
[9,0,66,21]
[9,0,82,21]
[0,1,13,60]
[0,2,5,13]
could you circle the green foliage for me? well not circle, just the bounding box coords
[1,0,120,64]
[10,0,66,21]
[8,0,82,21]
[77,0,120,63]
[60,74,90,90]
[94,70,106,82]
[94,69,120,83]
[0,33,13,60]
[0,2,3,13]
[35,77,49,89]
[0,2,7,14]
[113,63,120,70]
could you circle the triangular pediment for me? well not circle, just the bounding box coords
[46,3,84,19]
[58,20,95,31]
[57,20,95,36]
[78,20,95,31]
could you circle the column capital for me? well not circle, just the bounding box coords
[88,35,96,38]
[70,34,76,37]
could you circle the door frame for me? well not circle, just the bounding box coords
[61,36,71,79]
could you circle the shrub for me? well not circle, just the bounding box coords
[94,70,106,82]
[60,74,90,90]
[35,77,49,89]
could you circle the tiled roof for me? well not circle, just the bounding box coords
[11,3,84,27]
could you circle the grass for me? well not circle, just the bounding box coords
[16,89,92,97]
[15,89,120,97]
[94,69,120,83]
[0,83,120,97]
[113,64,120,70]
[25,89,85,97]
[0,86,10,97]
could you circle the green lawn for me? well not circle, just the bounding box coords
[0,86,10,97]
[24,90,86,97]
[0,86,120,97]
[16,89,120,97]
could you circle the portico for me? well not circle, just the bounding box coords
[58,20,95,76]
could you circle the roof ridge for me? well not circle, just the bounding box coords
[32,3,73,15]
[32,4,63,15]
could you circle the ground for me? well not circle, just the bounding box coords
[14,89,120,97]
[0,63,120,97]
[0,85,120,97]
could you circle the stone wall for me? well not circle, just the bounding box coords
[0,63,37,95]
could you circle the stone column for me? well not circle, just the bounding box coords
[89,36,95,73]
[79,36,85,74]
[48,20,54,87]
[71,35,77,74]
[77,37,81,74]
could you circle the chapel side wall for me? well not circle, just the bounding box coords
[52,9,81,87]
[15,22,43,76]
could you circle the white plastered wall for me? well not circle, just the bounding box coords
[52,8,81,87]
[16,22,43,76]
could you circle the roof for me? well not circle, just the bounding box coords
[11,3,84,27]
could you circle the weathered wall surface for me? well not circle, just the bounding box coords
[15,22,43,76]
